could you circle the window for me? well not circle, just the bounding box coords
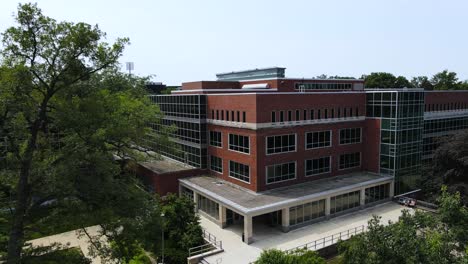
[209,131,222,147]
[365,183,390,204]
[210,155,223,173]
[226,111,230,121]
[310,110,314,120]
[243,111,246,122]
[305,157,331,176]
[339,152,361,169]
[288,110,292,121]
[295,110,300,121]
[237,111,240,122]
[216,110,219,120]
[331,109,334,118]
[339,128,362,145]
[271,111,276,123]
[229,134,250,154]
[306,131,331,149]
[221,110,224,120]
[229,160,250,183]
[280,111,284,122]
[266,134,296,154]
[231,111,234,121]
[289,200,325,226]
[330,191,360,214]
[211,110,214,119]
[198,194,219,220]
[317,109,321,119]
[303,110,307,121]
[266,162,296,184]
[324,109,328,119]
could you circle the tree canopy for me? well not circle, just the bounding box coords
[0,3,198,263]
[339,187,468,264]
[255,248,325,264]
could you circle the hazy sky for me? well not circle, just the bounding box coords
[1,0,467,85]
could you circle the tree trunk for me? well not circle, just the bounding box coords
[7,99,48,263]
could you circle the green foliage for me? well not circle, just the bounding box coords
[339,188,468,264]
[422,130,468,206]
[431,70,460,90]
[256,248,326,264]
[363,72,413,88]
[0,3,178,262]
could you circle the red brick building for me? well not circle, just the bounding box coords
[143,67,468,244]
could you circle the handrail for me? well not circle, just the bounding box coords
[188,228,223,257]
[286,225,366,253]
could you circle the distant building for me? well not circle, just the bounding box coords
[145,82,167,94]
[141,67,468,244]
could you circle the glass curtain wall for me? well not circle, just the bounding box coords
[366,90,424,195]
[146,95,207,168]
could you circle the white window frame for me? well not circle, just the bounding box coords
[338,152,361,170]
[305,156,332,177]
[228,133,250,155]
[265,133,297,156]
[209,131,223,148]
[228,160,250,184]
[265,161,297,185]
[209,155,223,174]
[339,127,362,145]
[305,130,333,150]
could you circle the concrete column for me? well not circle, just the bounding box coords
[178,184,183,196]
[193,192,199,213]
[243,215,253,244]
[281,208,290,232]
[219,205,227,228]
[360,188,366,206]
[389,181,395,197]
[325,197,331,216]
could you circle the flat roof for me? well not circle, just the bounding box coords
[141,158,193,174]
[180,172,393,216]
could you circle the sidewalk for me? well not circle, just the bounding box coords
[27,225,104,264]
[203,202,412,264]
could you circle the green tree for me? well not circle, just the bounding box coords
[431,70,460,90]
[255,248,325,264]
[422,130,468,206]
[411,76,434,90]
[363,72,413,89]
[0,3,176,262]
[339,188,466,264]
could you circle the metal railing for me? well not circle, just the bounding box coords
[188,228,223,257]
[286,225,366,253]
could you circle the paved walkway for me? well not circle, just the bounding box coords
[27,225,104,264]
[203,202,412,264]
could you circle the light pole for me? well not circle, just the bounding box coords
[161,212,165,264]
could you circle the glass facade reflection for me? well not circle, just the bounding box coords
[366,90,425,195]
[148,95,207,168]
[289,199,326,226]
[330,190,361,214]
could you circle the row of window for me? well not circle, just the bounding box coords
[423,116,468,134]
[211,109,247,123]
[271,107,360,123]
[151,95,206,119]
[209,130,362,157]
[425,102,468,112]
[209,152,361,184]
[288,183,390,226]
[294,82,354,90]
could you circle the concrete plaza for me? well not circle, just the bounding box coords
[202,202,412,264]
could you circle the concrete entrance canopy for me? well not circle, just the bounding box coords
[180,172,393,217]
